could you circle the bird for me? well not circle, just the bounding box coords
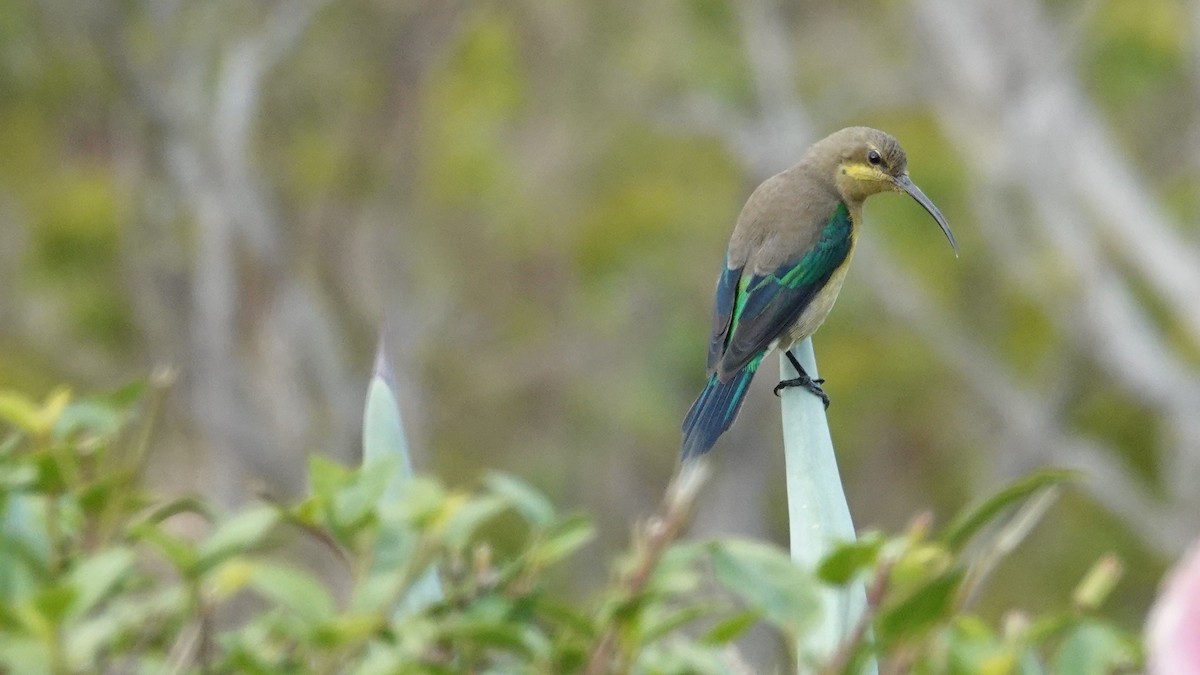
[681,127,957,460]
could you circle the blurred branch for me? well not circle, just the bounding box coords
[912,0,1200,347]
[732,0,813,173]
[1192,0,1200,166]
[655,0,815,178]
[90,0,346,505]
[585,463,709,674]
[912,0,1200,522]
[854,241,1187,555]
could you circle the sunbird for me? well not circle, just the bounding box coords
[681,127,957,459]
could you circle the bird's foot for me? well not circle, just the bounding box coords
[773,375,830,408]
[776,349,831,408]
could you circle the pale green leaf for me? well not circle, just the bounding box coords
[195,506,279,574]
[249,563,336,624]
[709,539,820,636]
[65,547,134,619]
[485,472,554,527]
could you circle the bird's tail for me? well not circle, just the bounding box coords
[680,356,762,460]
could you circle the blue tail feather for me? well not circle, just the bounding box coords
[680,357,761,460]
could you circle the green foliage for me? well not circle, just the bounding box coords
[941,469,1079,551]
[0,386,1143,672]
[709,539,820,639]
[816,471,1141,673]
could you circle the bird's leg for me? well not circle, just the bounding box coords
[774,350,830,408]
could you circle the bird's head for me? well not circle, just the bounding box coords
[818,127,958,256]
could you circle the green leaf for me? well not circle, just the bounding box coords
[878,569,965,642]
[639,601,720,644]
[389,476,446,526]
[0,636,49,673]
[33,583,77,623]
[1053,621,1138,675]
[360,338,437,622]
[701,609,758,644]
[130,522,196,573]
[65,547,134,619]
[100,380,148,409]
[818,531,885,585]
[195,505,279,574]
[441,617,543,659]
[442,495,508,549]
[485,472,555,528]
[352,645,405,675]
[0,462,37,490]
[709,539,820,636]
[208,558,255,602]
[355,498,441,618]
[942,470,1078,551]
[888,543,955,599]
[1025,612,1078,645]
[332,458,392,529]
[636,639,735,674]
[135,495,215,528]
[313,612,387,650]
[641,541,707,598]
[531,596,595,640]
[1,494,52,572]
[66,579,188,669]
[0,391,44,436]
[942,616,1009,673]
[248,563,336,624]
[308,455,354,503]
[362,344,414,495]
[394,568,444,619]
[32,453,66,493]
[530,514,595,567]
[53,400,124,444]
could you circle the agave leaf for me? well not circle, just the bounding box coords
[778,339,872,669]
[362,334,442,616]
[363,342,414,491]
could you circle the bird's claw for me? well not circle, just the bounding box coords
[773,376,831,409]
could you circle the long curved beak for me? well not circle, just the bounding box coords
[894,174,958,257]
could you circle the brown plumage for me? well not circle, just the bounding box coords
[682,127,957,459]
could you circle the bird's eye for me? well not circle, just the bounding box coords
[867,150,882,166]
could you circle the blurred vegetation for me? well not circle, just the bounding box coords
[0,384,1141,673]
[0,0,1197,668]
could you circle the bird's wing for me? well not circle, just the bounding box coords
[713,203,853,378]
[705,264,742,374]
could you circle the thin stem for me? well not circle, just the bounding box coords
[822,556,894,675]
[584,462,709,674]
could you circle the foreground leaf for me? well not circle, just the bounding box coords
[878,569,965,643]
[941,470,1078,551]
[818,532,885,586]
[709,539,820,636]
[195,505,279,574]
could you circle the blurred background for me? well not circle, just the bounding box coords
[1,0,1196,648]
